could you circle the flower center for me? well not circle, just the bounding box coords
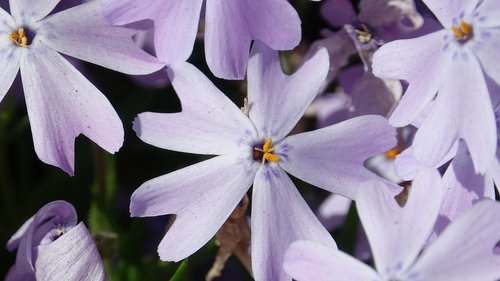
[354,23,373,44]
[9,28,29,47]
[253,138,280,164]
[451,21,473,42]
[384,146,401,160]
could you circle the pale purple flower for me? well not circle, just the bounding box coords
[6,200,105,281]
[0,0,164,175]
[131,42,398,280]
[102,0,301,80]
[284,169,500,281]
[373,0,500,174]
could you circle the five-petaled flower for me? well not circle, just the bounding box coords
[131,41,399,281]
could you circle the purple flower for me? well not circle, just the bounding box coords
[0,0,164,175]
[373,0,500,174]
[131,42,398,280]
[6,200,105,281]
[102,0,301,79]
[284,169,500,280]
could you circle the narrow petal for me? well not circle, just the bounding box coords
[9,0,60,22]
[279,115,397,199]
[103,0,204,63]
[205,0,301,79]
[475,29,500,87]
[475,0,500,28]
[303,30,354,93]
[12,201,77,276]
[349,72,402,117]
[134,62,255,155]
[372,30,448,126]
[320,0,356,27]
[20,47,123,175]
[151,1,202,63]
[283,240,378,281]
[204,0,250,79]
[394,147,425,181]
[102,0,162,25]
[413,51,496,173]
[317,195,352,230]
[0,48,21,104]
[35,222,105,281]
[0,8,19,101]
[357,169,443,274]
[251,166,336,281]
[38,1,164,75]
[421,0,479,27]
[247,42,329,140]
[130,154,257,262]
[410,200,500,280]
[436,142,494,236]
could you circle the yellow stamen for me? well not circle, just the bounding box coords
[254,138,280,164]
[451,21,473,41]
[264,153,280,163]
[263,138,273,152]
[384,146,401,160]
[355,24,372,43]
[9,28,29,47]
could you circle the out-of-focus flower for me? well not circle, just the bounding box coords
[373,0,500,174]
[284,169,500,280]
[6,200,105,281]
[131,42,398,280]
[0,0,164,175]
[102,0,301,80]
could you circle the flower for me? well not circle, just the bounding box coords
[372,0,500,174]
[102,0,301,79]
[6,200,105,281]
[284,169,500,281]
[0,0,164,175]
[131,42,398,280]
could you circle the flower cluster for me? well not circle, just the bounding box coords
[2,0,500,280]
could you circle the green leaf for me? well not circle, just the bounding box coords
[169,261,189,281]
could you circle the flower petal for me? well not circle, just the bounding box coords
[10,201,77,276]
[9,0,60,22]
[475,0,500,28]
[35,222,105,281]
[38,1,164,75]
[102,0,162,25]
[251,166,336,281]
[410,200,500,280]
[372,30,448,126]
[283,240,378,281]
[279,115,397,199]
[20,47,123,175]
[317,195,352,230]
[205,0,301,79]
[320,0,356,27]
[0,7,21,102]
[435,142,494,236]
[412,50,496,173]
[130,154,257,262]
[357,169,443,274]
[103,0,204,63]
[421,0,479,27]
[247,42,329,140]
[475,28,500,87]
[0,47,20,105]
[134,62,255,155]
